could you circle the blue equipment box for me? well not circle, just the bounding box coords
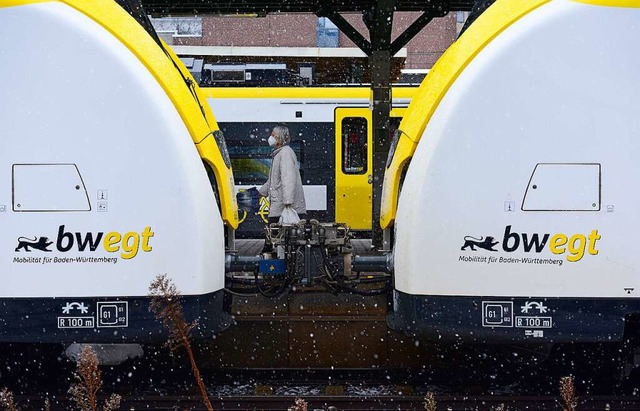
[259,259,286,275]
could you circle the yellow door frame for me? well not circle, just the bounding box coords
[335,107,406,230]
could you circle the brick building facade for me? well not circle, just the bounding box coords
[158,12,460,70]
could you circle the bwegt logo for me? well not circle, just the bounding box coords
[15,225,154,259]
[461,225,601,262]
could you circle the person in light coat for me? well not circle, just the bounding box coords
[259,125,306,223]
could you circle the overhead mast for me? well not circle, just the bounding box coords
[318,0,449,249]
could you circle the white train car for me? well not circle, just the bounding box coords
[382,0,640,342]
[204,87,415,237]
[0,0,238,343]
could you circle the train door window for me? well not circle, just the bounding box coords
[341,117,367,174]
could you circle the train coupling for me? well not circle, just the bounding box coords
[225,254,261,272]
[225,219,391,297]
[351,253,394,274]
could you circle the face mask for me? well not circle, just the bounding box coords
[268,136,277,147]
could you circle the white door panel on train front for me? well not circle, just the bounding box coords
[394,1,640,298]
[0,3,224,297]
[13,164,91,211]
[522,163,601,211]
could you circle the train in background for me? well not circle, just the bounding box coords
[179,58,428,88]
[177,56,422,238]
[382,0,640,344]
[0,0,238,347]
[202,86,417,237]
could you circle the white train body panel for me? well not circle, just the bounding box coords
[210,97,401,123]
[391,0,640,342]
[0,3,227,341]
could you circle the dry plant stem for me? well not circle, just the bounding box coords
[0,388,18,411]
[149,274,213,411]
[423,391,436,411]
[69,346,101,411]
[293,397,308,411]
[2,352,118,411]
[560,375,577,411]
[68,346,121,411]
[103,394,122,411]
[184,335,211,411]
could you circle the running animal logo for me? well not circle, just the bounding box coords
[15,236,53,252]
[461,235,499,251]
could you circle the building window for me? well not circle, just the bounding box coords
[317,17,339,48]
[150,16,203,37]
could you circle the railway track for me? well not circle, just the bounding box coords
[2,343,639,410]
[9,394,640,410]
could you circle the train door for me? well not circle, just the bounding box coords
[335,108,405,230]
[335,108,372,230]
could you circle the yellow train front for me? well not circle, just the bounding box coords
[0,0,238,343]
